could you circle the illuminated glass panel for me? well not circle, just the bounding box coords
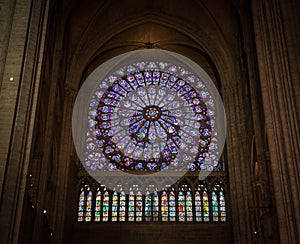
[128,191,135,221]
[219,188,226,222]
[203,190,209,222]
[186,191,193,222]
[94,188,101,222]
[153,192,159,221]
[136,191,143,221]
[85,61,219,176]
[195,191,202,222]
[77,188,85,222]
[178,191,185,222]
[85,189,92,222]
[161,191,168,221]
[145,192,152,221]
[169,191,176,221]
[112,192,118,222]
[102,190,109,222]
[119,191,126,221]
[212,189,218,221]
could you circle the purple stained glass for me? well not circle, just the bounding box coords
[85,62,217,173]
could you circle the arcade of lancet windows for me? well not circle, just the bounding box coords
[77,174,228,223]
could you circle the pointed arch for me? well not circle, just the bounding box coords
[119,191,126,221]
[94,187,102,222]
[128,190,135,221]
[102,188,110,222]
[112,191,119,222]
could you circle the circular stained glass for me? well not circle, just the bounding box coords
[73,50,226,193]
[95,69,212,174]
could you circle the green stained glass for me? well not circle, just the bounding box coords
[77,188,85,222]
[112,192,118,222]
[153,192,159,221]
[94,189,101,222]
[85,190,92,222]
[136,191,143,221]
[169,191,176,221]
[219,189,226,222]
[128,191,135,221]
[203,190,209,222]
[195,191,202,222]
[145,193,152,221]
[102,191,109,222]
[212,190,218,221]
[119,191,126,221]
[186,191,193,221]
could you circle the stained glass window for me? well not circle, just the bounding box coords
[219,188,226,222]
[186,190,193,222]
[145,192,152,221]
[77,187,85,222]
[178,191,185,222]
[153,192,159,221]
[169,190,176,221]
[119,191,126,221]
[195,190,202,222]
[136,191,143,221]
[85,189,92,222]
[77,181,228,223]
[94,188,101,222]
[76,55,228,224]
[203,189,209,222]
[128,191,135,221]
[102,190,109,222]
[161,191,168,221]
[83,60,223,180]
[112,192,118,222]
[212,189,218,222]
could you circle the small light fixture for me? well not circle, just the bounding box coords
[43,209,47,214]
[10,77,14,81]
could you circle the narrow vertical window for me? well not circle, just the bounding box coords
[219,188,226,222]
[136,191,143,221]
[203,190,209,222]
[195,190,202,222]
[145,192,152,221]
[212,188,219,222]
[161,191,168,221]
[153,192,159,221]
[94,188,101,222]
[102,190,109,222]
[77,187,85,222]
[169,190,176,221]
[119,191,126,221]
[186,190,193,222]
[128,191,135,221]
[178,191,185,222]
[85,188,92,222]
[112,192,119,222]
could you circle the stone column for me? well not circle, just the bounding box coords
[0,0,50,243]
[51,87,77,244]
[222,83,255,243]
[252,0,300,243]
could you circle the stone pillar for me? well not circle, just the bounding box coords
[252,0,300,243]
[51,87,77,244]
[222,83,255,243]
[0,0,49,243]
